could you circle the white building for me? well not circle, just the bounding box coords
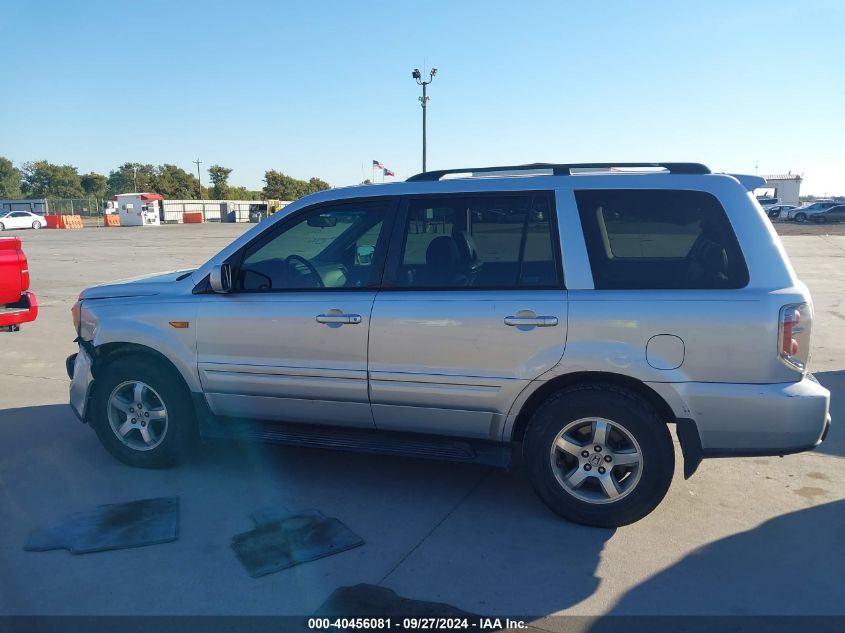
[760,174,802,207]
[113,193,162,226]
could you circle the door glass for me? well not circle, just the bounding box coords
[395,194,560,289]
[238,202,389,290]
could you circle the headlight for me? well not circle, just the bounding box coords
[71,296,82,335]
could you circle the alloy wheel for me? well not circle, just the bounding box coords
[107,380,169,451]
[550,417,643,504]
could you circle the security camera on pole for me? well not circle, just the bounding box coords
[412,67,437,173]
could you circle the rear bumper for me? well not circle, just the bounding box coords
[0,292,38,330]
[650,374,831,459]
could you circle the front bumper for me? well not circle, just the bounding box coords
[0,291,38,330]
[68,347,94,422]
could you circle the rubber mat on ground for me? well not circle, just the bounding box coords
[24,496,179,554]
[232,508,364,578]
[315,584,474,617]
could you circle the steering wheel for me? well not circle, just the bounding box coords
[284,254,324,288]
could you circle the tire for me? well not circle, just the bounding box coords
[795,213,807,223]
[89,355,196,468]
[32,221,42,229]
[0,222,4,231]
[524,384,675,528]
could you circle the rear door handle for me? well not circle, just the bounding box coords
[504,316,559,327]
[316,313,362,325]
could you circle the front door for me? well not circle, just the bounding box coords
[368,191,568,439]
[196,199,394,427]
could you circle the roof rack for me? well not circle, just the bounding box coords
[406,162,711,182]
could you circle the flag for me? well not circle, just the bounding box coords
[372,160,384,169]
[383,168,395,177]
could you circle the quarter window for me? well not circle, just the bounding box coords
[575,189,749,289]
[394,193,560,289]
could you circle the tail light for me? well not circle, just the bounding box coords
[18,249,30,291]
[778,303,811,372]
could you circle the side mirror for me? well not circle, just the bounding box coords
[307,214,338,228]
[355,245,375,265]
[209,263,233,293]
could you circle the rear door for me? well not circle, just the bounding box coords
[367,191,568,439]
[7,212,31,229]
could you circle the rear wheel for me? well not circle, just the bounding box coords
[32,220,42,229]
[89,356,196,468]
[524,384,675,527]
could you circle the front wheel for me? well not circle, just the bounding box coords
[0,222,5,231]
[524,385,675,527]
[795,212,807,223]
[89,356,196,468]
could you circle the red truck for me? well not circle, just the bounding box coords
[0,236,38,331]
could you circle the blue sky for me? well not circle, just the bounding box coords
[2,0,843,194]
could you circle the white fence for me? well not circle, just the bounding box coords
[161,199,292,223]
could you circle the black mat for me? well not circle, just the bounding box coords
[315,584,474,617]
[25,496,179,554]
[232,508,364,578]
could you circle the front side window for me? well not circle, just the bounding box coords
[575,189,749,289]
[237,201,389,291]
[393,193,561,289]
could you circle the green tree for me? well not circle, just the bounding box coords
[229,186,264,201]
[0,157,22,198]
[306,177,331,194]
[152,164,202,199]
[263,171,331,200]
[80,172,108,200]
[20,160,84,198]
[107,163,156,196]
[208,165,232,199]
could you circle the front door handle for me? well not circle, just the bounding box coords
[504,315,559,327]
[316,313,362,325]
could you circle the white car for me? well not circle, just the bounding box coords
[0,211,44,231]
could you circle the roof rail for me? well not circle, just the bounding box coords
[406,162,711,182]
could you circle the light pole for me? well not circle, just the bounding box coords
[412,67,437,172]
[193,159,203,199]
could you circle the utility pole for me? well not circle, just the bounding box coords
[412,67,437,172]
[193,159,203,199]
[132,164,138,191]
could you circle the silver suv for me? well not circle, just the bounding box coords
[67,162,831,527]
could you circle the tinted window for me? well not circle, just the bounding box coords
[575,189,749,289]
[238,202,389,291]
[395,193,560,289]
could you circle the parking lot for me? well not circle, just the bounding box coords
[1,223,843,619]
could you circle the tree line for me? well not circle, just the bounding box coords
[0,157,331,202]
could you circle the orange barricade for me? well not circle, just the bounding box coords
[183,212,204,224]
[44,215,82,229]
[104,214,121,227]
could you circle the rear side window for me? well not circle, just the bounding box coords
[394,193,561,289]
[575,189,749,289]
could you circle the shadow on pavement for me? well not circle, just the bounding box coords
[597,498,845,617]
[0,402,613,616]
[813,370,843,458]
